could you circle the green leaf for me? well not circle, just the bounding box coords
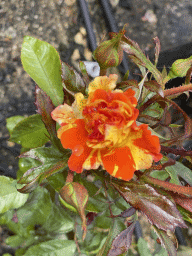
[21,36,64,106]
[16,187,52,227]
[41,204,74,233]
[6,115,26,135]
[24,239,76,256]
[18,145,69,189]
[166,55,192,81]
[95,210,113,229]
[150,170,169,181]
[137,238,152,256]
[10,114,49,148]
[0,176,28,214]
[96,218,126,256]
[6,235,27,248]
[166,161,192,186]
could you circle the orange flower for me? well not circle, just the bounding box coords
[51,74,162,181]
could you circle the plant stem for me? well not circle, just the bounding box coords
[164,83,192,97]
[66,169,74,183]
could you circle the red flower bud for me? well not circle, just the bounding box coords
[93,29,125,70]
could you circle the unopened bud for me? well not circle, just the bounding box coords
[93,29,125,70]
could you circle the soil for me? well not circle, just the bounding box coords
[0,0,192,255]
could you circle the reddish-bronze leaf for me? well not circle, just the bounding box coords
[144,176,192,196]
[108,222,136,256]
[171,193,192,213]
[109,207,136,218]
[35,86,64,152]
[112,182,187,232]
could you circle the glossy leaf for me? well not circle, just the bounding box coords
[108,222,136,256]
[16,187,52,227]
[112,182,187,232]
[18,145,69,190]
[24,239,76,256]
[6,115,25,135]
[21,36,64,106]
[10,114,49,148]
[0,176,28,214]
[96,218,126,256]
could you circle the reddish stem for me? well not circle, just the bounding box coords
[164,83,192,97]
[66,169,74,183]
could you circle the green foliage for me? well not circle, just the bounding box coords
[21,36,64,106]
[8,114,50,148]
[24,240,76,256]
[0,176,28,214]
[3,34,192,256]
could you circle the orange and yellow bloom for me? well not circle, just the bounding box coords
[51,74,162,181]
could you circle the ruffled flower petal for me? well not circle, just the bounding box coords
[125,124,162,170]
[88,74,118,95]
[51,104,76,125]
[51,75,162,180]
[101,147,136,180]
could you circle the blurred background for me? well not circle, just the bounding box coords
[1,0,192,254]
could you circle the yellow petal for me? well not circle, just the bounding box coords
[88,74,118,95]
[72,93,87,118]
[82,149,102,170]
[51,104,76,125]
[125,127,153,170]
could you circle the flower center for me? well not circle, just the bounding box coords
[82,98,134,148]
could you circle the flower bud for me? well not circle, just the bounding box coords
[59,182,88,239]
[93,29,125,70]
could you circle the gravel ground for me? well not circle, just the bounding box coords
[1,0,192,254]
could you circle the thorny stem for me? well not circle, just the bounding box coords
[164,83,192,97]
